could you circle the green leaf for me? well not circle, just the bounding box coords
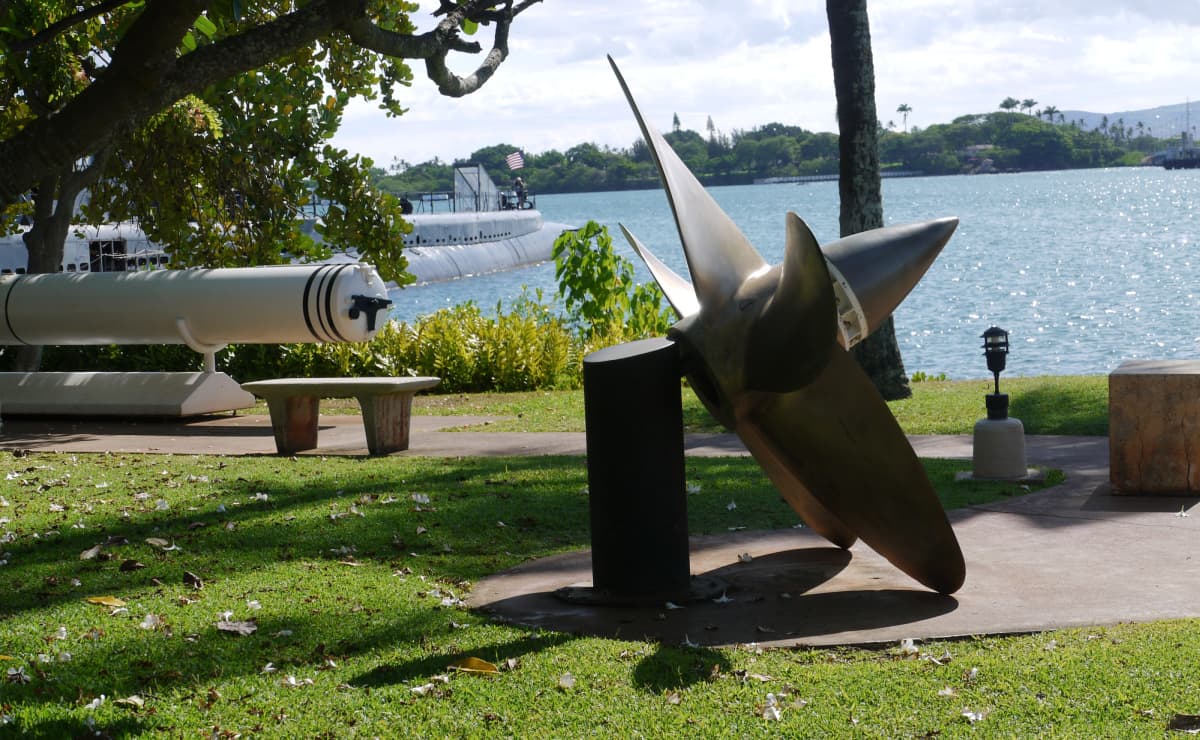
[181,31,197,52]
[461,19,478,35]
[194,15,218,39]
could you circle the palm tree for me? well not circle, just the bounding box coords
[827,0,910,400]
[896,103,912,133]
[1021,98,1038,115]
[999,97,1020,112]
[1042,105,1059,123]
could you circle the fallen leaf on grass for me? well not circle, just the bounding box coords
[281,675,313,687]
[79,545,104,560]
[216,620,257,636]
[85,596,126,608]
[759,693,782,721]
[962,708,987,724]
[119,560,145,572]
[449,657,498,674]
[1169,714,1200,733]
[145,538,179,551]
[114,695,145,709]
[5,666,30,684]
[183,571,204,590]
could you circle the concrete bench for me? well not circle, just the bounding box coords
[240,377,440,455]
[1109,360,1200,494]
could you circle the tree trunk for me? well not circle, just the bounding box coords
[15,170,92,371]
[826,0,911,400]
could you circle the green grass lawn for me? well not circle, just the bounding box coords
[0,451,1108,737]
[242,375,1109,436]
[401,375,1111,436]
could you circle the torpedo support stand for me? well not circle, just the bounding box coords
[556,337,723,606]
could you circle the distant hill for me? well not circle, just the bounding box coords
[1058,102,1198,140]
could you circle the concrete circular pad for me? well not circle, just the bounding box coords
[468,436,1200,647]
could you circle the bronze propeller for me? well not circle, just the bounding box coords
[610,56,965,595]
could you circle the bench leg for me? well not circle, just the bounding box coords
[356,392,414,455]
[265,395,320,454]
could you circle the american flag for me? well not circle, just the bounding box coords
[505,151,525,170]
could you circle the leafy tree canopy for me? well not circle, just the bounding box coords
[0,0,543,283]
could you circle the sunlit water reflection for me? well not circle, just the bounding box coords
[389,167,1199,379]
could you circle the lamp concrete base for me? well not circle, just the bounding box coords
[973,417,1027,480]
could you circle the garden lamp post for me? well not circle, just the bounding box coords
[972,326,1027,479]
[982,326,1010,420]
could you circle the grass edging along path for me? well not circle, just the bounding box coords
[406,375,1110,435]
[0,452,1099,736]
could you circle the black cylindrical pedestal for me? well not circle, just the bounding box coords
[986,393,1009,421]
[578,337,691,602]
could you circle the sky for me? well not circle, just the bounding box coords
[331,0,1200,169]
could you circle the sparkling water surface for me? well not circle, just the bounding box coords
[389,168,1200,379]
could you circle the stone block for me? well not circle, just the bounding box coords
[1109,360,1200,494]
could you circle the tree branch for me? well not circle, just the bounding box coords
[4,0,130,56]
[0,0,544,207]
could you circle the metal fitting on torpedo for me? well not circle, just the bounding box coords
[349,294,393,331]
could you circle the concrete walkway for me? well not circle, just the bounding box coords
[1,413,1197,647]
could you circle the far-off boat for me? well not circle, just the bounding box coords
[0,164,571,284]
[1162,130,1200,170]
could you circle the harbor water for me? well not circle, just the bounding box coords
[389,167,1200,379]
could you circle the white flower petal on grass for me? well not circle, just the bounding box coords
[738,553,754,563]
[412,493,431,505]
[938,686,956,697]
[262,662,277,673]
[246,600,262,611]
[139,614,163,630]
[557,672,576,690]
[686,482,702,495]
[726,501,737,511]
[272,630,294,638]
[410,683,435,696]
[281,675,313,687]
[54,626,68,640]
[84,695,106,710]
[154,500,169,511]
[899,638,919,656]
[252,492,269,502]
